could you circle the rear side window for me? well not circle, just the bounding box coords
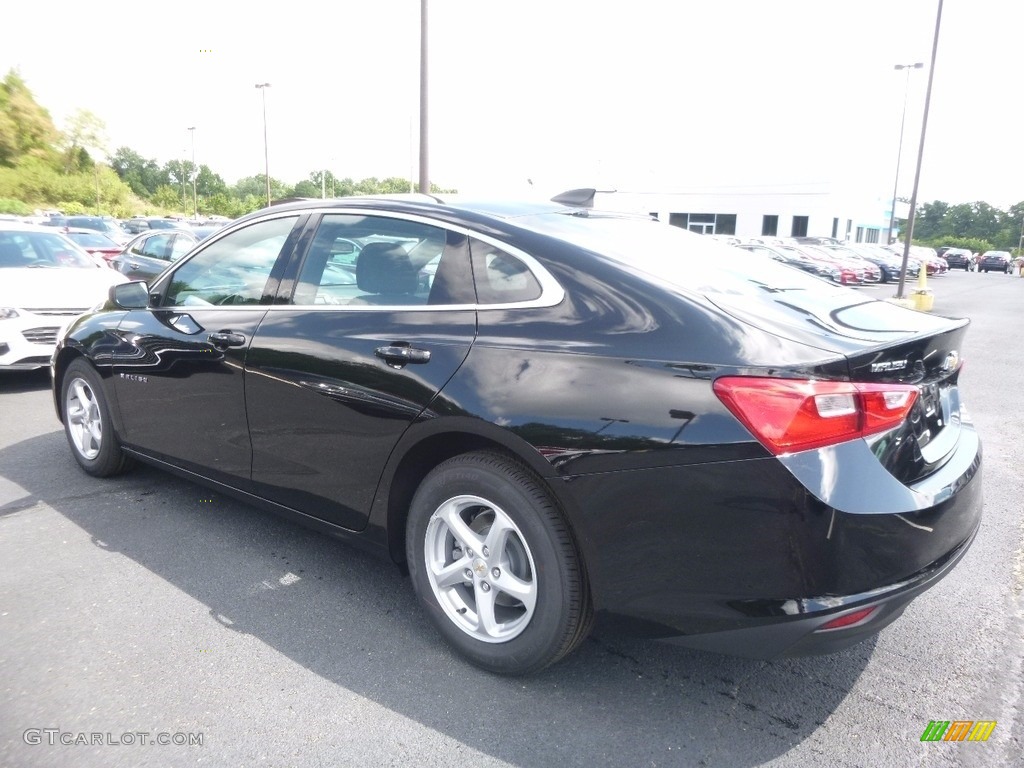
[140,233,174,260]
[292,214,475,307]
[469,238,542,304]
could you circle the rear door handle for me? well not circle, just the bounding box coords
[209,331,247,348]
[375,345,431,367]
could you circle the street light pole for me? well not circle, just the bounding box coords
[180,149,187,215]
[896,0,944,300]
[418,0,429,194]
[886,63,923,246]
[188,126,197,219]
[255,83,272,206]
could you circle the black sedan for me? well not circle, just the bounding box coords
[978,250,1012,274]
[109,228,200,281]
[941,248,972,271]
[51,195,983,675]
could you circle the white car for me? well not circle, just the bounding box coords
[1,224,129,371]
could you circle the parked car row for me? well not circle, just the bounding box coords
[0,216,231,371]
[934,245,1020,274]
[1,222,128,371]
[26,212,234,245]
[723,236,918,286]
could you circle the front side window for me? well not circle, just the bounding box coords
[163,216,297,306]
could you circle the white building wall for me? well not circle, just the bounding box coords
[592,186,892,242]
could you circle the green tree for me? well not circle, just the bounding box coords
[291,180,320,197]
[945,203,975,238]
[0,69,60,167]
[61,108,107,173]
[914,201,950,240]
[110,146,164,197]
[965,202,1000,241]
[0,197,32,214]
[151,185,183,210]
[195,165,227,197]
[204,192,249,217]
[232,174,288,201]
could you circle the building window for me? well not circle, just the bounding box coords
[846,219,853,239]
[791,216,809,237]
[669,212,736,235]
[716,214,737,235]
[865,228,880,244]
[762,215,778,236]
[855,226,865,243]
[832,218,839,239]
[648,212,659,221]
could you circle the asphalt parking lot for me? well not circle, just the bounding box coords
[1,270,1021,768]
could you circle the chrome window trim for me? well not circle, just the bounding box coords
[150,207,565,312]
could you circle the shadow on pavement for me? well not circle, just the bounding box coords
[1,430,874,767]
[0,369,51,394]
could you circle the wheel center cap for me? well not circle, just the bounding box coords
[473,559,487,576]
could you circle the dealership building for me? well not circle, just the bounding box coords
[591,184,907,244]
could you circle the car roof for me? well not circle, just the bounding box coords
[244,194,576,223]
[125,227,196,240]
[63,226,113,235]
[0,222,59,233]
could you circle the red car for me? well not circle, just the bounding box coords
[62,228,122,266]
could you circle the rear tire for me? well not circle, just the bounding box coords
[406,451,592,675]
[62,358,133,477]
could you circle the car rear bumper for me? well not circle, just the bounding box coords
[557,423,983,657]
[660,527,976,658]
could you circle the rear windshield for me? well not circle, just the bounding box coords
[67,232,115,247]
[523,213,841,298]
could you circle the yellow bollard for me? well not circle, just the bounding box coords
[911,260,934,311]
[912,290,934,311]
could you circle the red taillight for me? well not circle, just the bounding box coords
[712,377,918,455]
[816,606,878,632]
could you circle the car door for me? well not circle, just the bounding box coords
[244,211,478,531]
[110,213,304,486]
[117,231,172,280]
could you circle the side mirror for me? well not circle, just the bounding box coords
[110,281,151,309]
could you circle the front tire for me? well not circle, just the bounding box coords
[406,452,592,675]
[62,358,133,477]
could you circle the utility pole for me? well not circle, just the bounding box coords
[255,83,272,206]
[418,0,429,193]
[188,126,198,219]
[886,63,923,246]
[896,0,944,300]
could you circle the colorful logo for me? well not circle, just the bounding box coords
[920,720,996,742]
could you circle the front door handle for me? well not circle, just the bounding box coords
[375,345,431,367]
[209,331,246,348]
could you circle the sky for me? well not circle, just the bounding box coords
[3,0,1021,207]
